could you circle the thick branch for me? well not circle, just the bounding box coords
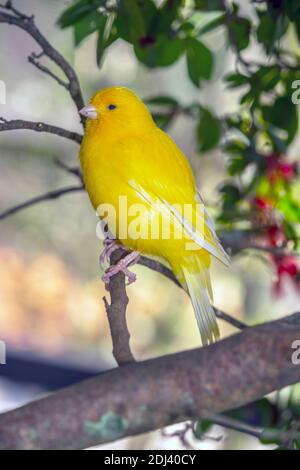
[0,118,82,144]
[0,312,299,450]
[103,249,136,365]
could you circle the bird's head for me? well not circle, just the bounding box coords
[79,87,154,132]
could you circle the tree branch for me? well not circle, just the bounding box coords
[211,414,300,444]
[28,52,69,89]
[0,185,84,221]
[53,157,83,182]
[0,118,83,144]
[0,312,299,450]
[0,2,85,126]
[103,249,136,365]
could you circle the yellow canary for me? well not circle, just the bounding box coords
[79,87,229,345]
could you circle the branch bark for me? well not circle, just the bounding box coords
[0,312,299,450]
[103,249,136,365]
[0,118,82,144]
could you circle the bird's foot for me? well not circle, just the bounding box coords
[99,238,124,270]
[102,250,140,289]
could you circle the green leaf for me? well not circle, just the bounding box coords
[219,183,241,207]
[257,13,277,49]
[278,197,300,223]
[58,0,106,28]
[197,12,225,35]
[294,11,300,42]
[74,12,103,46]
[228,154,249,175]
[229,16,251,51]
[262,97,298,144]
[152,112,173,129]
[154,0,182,34]
[135,0,158,34]
[156,37,183,66]
[257,12,288,51]
[135,35,183,68]
[251,66,281,91]
[146,96,178,107]
[197,107,221,152]
[116,0,146,43]
[225,72,249,88]
[240,89,254,105]
[194,0,224,11]
[283,0,300,20]
[96,16,109,66]
[186,37,214,87]
[194,419,213,439]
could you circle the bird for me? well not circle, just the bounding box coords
[79,86,230,345]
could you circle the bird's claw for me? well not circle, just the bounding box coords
[102,251,140,289]
[99,238,122,270]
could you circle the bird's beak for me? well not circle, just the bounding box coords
[79,104,98,120]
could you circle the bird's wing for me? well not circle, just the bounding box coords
[195,189,230,266]
[119,130,230,266]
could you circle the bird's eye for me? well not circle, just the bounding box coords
[107,104,117,110]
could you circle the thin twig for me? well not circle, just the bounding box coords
[1,1,33,20]
[211,414,264,439]
[211,414,300,444]
[214,309,248,330]
[0,2,85,126]
[162,422,194,449]
[54,157,83,182]
[0,118,82,144]
[28,53,69,89]
[0,185,84,221]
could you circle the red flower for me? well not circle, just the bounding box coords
[253,196,272,210]
[252,196,277,228]
[278,162,294,181]
[265,153,294,182]
[272,255,299,295]
[266,225,286,247]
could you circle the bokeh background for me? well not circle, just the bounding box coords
[0,0,299,450]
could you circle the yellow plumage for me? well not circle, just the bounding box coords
[79,87,229,345]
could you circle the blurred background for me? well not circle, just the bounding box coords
[0,0,299,450]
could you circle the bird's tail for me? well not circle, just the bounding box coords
[180,264,219,346]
